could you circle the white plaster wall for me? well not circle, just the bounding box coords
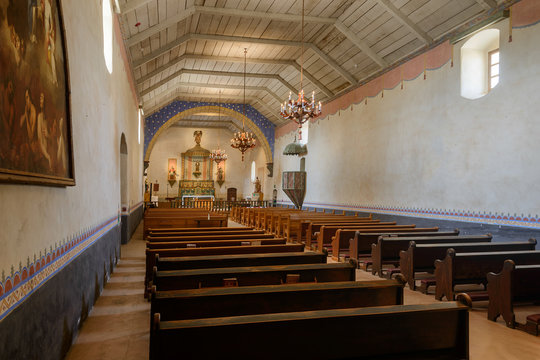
[0,2,142,275]
[147,126,267,200]
[272,20,540,217]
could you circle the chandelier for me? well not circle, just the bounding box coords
[210,91,228,164]
[280,0,321,140]
[230,48,256,161]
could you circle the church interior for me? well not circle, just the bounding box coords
[1,0,540,358]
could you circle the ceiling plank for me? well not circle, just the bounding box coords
[334,20,388,68]
[474,0,497,10]
[121,0,153,14]
[375,0,433,45]
[171,81,283,103]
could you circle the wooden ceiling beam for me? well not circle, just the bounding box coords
[375,0,433,45]
[137,54,334,97]
[140,68,297,97]
[125,5,334,47]
[133,33,355,86]
[334,21,387,68]
[169,81,283,104]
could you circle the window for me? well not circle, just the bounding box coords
[460,29,500,100]
[250,161,256,183]
[103,0,113,74]
[488,49,499,91]
[299,121,308,145]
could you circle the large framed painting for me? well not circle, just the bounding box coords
[0,0,74,186]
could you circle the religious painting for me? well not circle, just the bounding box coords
[167,158,177,187]
[0,0,74,186]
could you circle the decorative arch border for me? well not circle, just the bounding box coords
[144,101,275,162]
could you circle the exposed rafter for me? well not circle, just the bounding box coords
[474,0,498,10]
[140,68,298,97]
[172,120,243,133]
[167,81,283,104]
[333,21,387,68]
[132,33,356,85]
[136,54,334,97]
[375,0,433,45]
[125,6,335,47]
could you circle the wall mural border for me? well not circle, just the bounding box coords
[0,215,119,321]
[277,200,540,230]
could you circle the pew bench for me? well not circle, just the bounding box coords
[155,251,327,271]
[372,235,493,277]
[334,229,456,262]
[146,233,274,242]
[151,302,470,360]
[153,262,356,291]
[487,259,540,333]
[145,237,286,250]
[401,239,537,290]
[145,243,306,295]
[435,249,540,301]
[150,279,405,322]
[148,229,261,238]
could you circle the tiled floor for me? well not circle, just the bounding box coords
[66,221,540,360]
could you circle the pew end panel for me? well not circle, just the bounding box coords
[435,249,456,301]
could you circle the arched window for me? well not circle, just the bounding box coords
[251,161,256,183]
[103,0,113,74]
[460,29,500,100]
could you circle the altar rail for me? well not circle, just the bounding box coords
[169,199,273,211]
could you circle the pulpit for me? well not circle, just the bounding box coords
[282,171,306,209]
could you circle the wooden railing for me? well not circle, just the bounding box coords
[168,199,274,211]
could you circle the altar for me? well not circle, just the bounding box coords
[177,131,218,199]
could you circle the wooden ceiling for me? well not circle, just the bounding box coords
[116,0,501,125]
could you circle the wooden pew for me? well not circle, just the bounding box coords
[316,224,424,252]
[435,249,540,301]
[146,238,286,250]
[372,235,493,277]
[304,219,380,246]
[486,259,540,333]
[153,262,356,291]
[148,227,255,236]
[143,214,228,239]
[146,233,274,242]
[145,243,306,294]
[333,229,456,262]
[400,239,537,290]
[155,251,327,271]
[151,302,470,360]
[282,213,371,243]
[150,279,405,322]
[349,228,448,264]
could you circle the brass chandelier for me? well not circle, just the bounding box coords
[209,91,228,164]
[230,48,256,161]
[280,0,321,139]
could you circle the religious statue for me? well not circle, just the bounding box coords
[254,177,262,193]
[192,161,201,178]
[168,166,177,187]
[217,166,225,187]
[194,130,202,145]
[253,177,263,201]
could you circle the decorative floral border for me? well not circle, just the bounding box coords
[121,201,143,216]
[277,200,540,229]
[0,216,119,321]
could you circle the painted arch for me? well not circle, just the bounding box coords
[144,101,275,163]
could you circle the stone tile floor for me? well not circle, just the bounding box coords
[66,221,540,360]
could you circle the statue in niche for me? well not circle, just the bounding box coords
[254,177,262,193]
[194,130,202,145]
[193,161,201,178]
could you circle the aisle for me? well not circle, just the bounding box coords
[65,223,149,360]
